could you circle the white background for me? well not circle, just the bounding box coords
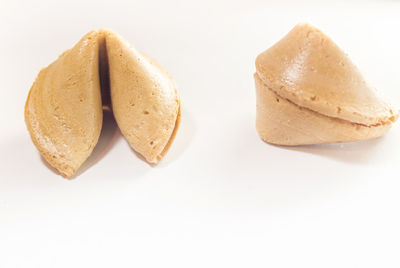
[1,0,400,267]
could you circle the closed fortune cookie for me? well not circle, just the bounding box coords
[255,23,399,146]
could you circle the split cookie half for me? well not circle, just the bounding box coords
[25,29,180,178]
[255,23,398,145]
[105,31,180,164]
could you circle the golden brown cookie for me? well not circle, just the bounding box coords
[25,30,103,177]
[105,30,180,164]
[255,23,398,145]
[25,29,181,178]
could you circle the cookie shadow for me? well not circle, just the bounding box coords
[274,136,386,164]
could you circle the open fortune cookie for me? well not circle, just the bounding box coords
[25,29,181,178]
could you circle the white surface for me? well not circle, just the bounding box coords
[1,0,400,267]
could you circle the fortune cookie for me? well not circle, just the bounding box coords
[25,29,180,178]
[255,23,398,145]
